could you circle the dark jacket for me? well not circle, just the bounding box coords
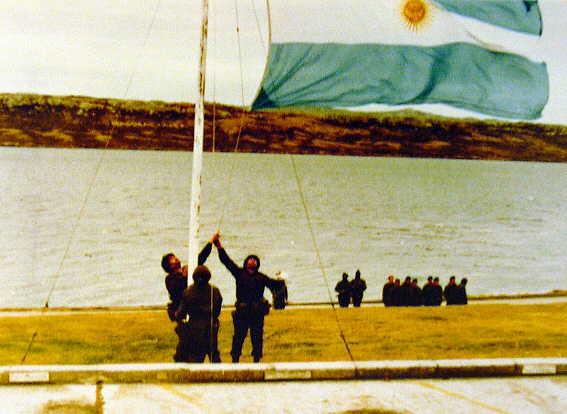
[165,242,212,320]
[382,282,395,307]
[422,282,434,306]
[175,282,222,322]
[391,284,401,306]
[350,276,367,305]
[454,285,468,305]
[444,283,459,305]
[218,248,283,307]
[432,285,443,306]
[409,285,423,306]
[174,269,223,363]
[399,280,412,306]
[335,278,351,306]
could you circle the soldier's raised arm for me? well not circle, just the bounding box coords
[213,234,240,278]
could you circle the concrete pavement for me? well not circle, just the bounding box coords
[1,376,566,413]
[0,358,565,413]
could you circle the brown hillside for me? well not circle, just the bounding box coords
[1,93,567,161]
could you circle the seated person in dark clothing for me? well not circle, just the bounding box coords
[335,273,351,308]
[272,271,289,310]
[174,265,223,363]
[213,234,284,363]
[454,278,468,305]
[382,275,395,307]
[444,275,459,305]
[350,270,367,307]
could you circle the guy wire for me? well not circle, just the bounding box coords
[289,154,357,365]
[21,0,163,363]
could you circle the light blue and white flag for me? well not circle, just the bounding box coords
[252,0,548,119]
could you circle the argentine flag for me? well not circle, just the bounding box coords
[252,0,549,120]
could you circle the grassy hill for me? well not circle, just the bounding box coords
[1,93,567,161]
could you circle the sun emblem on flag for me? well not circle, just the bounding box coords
[400,0,431,31]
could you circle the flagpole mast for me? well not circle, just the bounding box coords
[188,0,209,268]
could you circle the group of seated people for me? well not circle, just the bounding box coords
[382,275,468,307]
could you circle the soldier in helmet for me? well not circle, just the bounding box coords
[422,276,435,306]
[432,277,443,306]
[213,234,285,363]
[382,275,395,307]
[444,276,459,305]
[162,232,219,322]
[335,273,351,307]
[162,232,219,362]
[175,265,223,363]
[350,270,367,307]
[455,278,469,305]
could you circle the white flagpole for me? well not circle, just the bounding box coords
[188,0,209,268]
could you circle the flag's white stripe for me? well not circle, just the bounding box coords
[269,0,541,58]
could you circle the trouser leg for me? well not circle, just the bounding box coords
[208,349,221,363]
[173,323,189,362]
[187,351,206,363]
[250,316,265,362]
[231,311,249,362]
[208,321,221,363]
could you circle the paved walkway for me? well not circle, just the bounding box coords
[0,359,565,412]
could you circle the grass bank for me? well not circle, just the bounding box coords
[0,303,565,365]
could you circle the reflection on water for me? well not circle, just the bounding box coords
[0,147,565,307]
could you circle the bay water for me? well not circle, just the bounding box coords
[0,147,565,308]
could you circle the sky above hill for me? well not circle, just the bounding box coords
[0,0,566,125]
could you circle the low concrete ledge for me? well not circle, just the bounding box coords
[1,358,565,385]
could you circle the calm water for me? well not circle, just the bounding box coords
[0,147,565,307]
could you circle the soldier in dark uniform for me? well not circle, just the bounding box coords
[455,278,468,305]
[399,276,412,306]
[162,232,218,361]
[432,277,443,306]
[409,278,423,306]
[163,233,217,321]
[350,270,367,307]
[444,276,459,305]
[422,276,435,306]
[391,278,401,306]
[175,265,223,363]
[335,273,351,307]
[214,235,284,363]
[382,275,395,307]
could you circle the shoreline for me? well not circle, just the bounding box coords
[1,290,565,314]
[2,93,567,161]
